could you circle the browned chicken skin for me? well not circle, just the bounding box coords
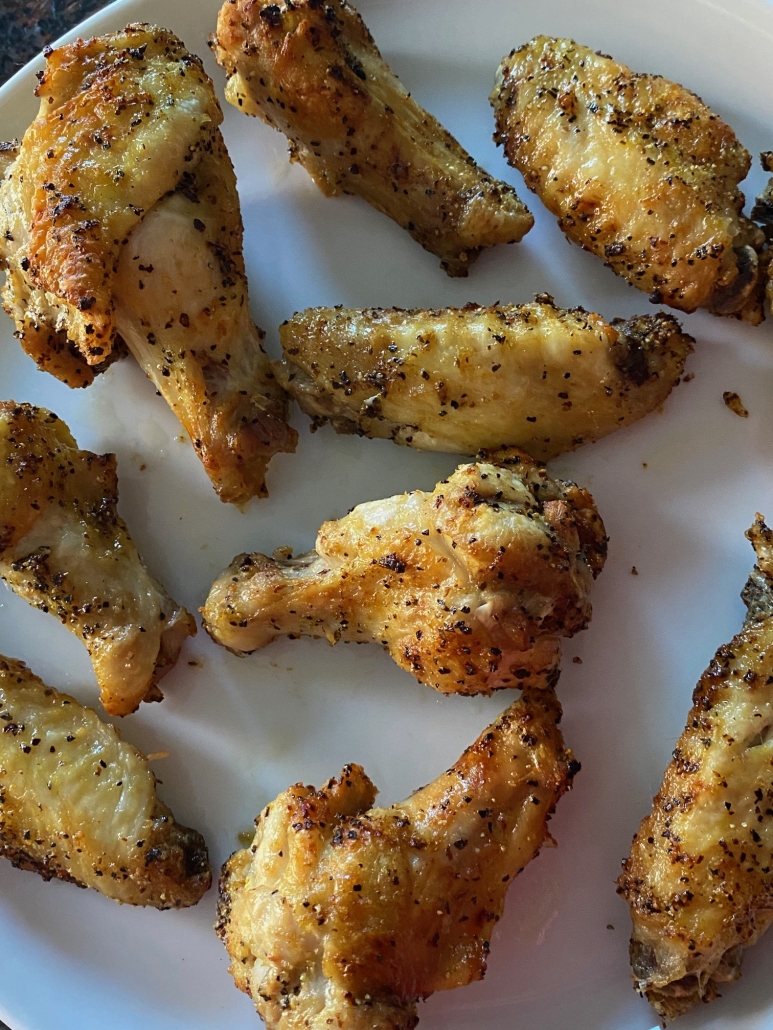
[618,516,773,1018]
[202,450,607,695]
[0,25,295,503]
[212,0,533,276]
[217,688,576,1030]
[276,298,693,460]
[0,402,195,716]
[492,37,765,322]
[0,654,210,908]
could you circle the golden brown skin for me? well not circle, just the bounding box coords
[0,25,295,503]
[618,515,773,1018]
[113,121,297,504]
[492,37,765,322]
[213,0,533,276]
[0,403,195,716]
[0,655,210,908]
[276,297,694,460]
[216,688,577,1029]
[202,450,607,696]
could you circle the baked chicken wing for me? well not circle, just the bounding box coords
[0,654,210,907]
[618,515,773,1018]
[202,450,607,695]
[217,687,576,1029]
[0,402,195,716]
[0,25,295,503]
[276,297,693,460]
[212,0,533,276]
[491,38,765,322]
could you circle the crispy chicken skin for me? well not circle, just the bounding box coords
[0,26,295,503]
[492,38,765,322]
[212,0,533,276]
[0,403,195,716]
[0,655,210,907]
[113,118,297,504]
[618,515,773,1019]
[275,297,693,460]
[202,450,607,695]
[216,688,577,1029]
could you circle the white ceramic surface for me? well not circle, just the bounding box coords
[2,0,773,1027]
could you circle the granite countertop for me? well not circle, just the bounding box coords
[0,0,109,83]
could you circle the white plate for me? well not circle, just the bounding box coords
[2,0,773,1027]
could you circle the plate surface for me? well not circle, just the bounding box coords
[2,0,773,1027]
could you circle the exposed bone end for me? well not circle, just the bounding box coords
[610,313,694,388]
[709,244,766,324]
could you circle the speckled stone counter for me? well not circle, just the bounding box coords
[0,0,108,82]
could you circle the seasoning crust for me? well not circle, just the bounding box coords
[217,688,576,1029]
[0,655,210,907]
[0,402,195,716]
[276,296,693,460]
[202,450,607,695]
[212,0,533,276]
[492,37,765,321]
[619,516,773,1017]
[0,25,295,502]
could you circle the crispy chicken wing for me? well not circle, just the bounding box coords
[618,515,773,1018]
[275,297,693,460]
[202,451,607,695]
[217,687,576,1029]
[0,654,210,907]
[491,38,765,322]
[0,25,295,503]
[212,0,533,276]
[0,402,195,716]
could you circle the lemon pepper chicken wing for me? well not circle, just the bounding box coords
[491,38,765,322]
[0,403,195,716]
[212,0,533,276]
[0,655,210,907]
[202,451,607,695]
[0,26,295,503]
[618,516,773,1018]
[275,297,693,460]
[217,688,576,1030]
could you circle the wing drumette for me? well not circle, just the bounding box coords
[0,654,210,908]
[491,38,765,322]
[212,0,533,276]
[0,402,195,716]
[217,688,577,1029]
[202,450,607,695]
[0,25,295,503]
[618,516,773,1018]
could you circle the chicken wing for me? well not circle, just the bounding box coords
[217,687,576,1029]
[0,25,295,503]
[752,152,773,308]
[618,515,773,1018]
[212,0,533,276]
[275,297,693,460]
[0,654,210,907]
[202,450,607,695]
[0,402,195,716]
[491,38,765,322]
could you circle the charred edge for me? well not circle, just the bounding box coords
[609,314,690,387]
